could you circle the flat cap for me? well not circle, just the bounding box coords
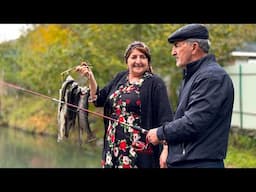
[168,24,209,43]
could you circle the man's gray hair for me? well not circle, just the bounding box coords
[186,38,211,53]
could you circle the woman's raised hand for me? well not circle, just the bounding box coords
[75,61,92,79]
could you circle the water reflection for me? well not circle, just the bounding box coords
[0,127,102,168]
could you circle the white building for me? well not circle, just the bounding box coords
[224,43,256,130]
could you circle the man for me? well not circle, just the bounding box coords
[147,24,234,168]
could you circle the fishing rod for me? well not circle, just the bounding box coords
[0,80,149,134]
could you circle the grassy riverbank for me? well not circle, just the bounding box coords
[225,130,256,168]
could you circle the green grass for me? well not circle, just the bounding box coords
[225,132,256,168]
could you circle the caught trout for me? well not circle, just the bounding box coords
[77,87,96,144]
[57,75,74,142]
[57,75,96,145]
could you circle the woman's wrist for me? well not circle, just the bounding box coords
[88,94,97,102]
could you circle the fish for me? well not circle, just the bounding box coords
[77,87,96,144]
[57,75,75,142]
[65,81,79,138]
[57,75,96,144]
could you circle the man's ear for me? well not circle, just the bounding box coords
[192,42,198,50]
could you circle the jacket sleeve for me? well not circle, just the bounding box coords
[158,71,232,144]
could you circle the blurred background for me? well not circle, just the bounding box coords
[0,24,256,168]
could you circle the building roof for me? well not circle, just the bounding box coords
[231,42,256,57]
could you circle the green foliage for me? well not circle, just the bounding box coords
[0,41,20,82]
[225,133,256,168]
[229,132,256,150]
[207,24,256,64]
[2,24,256,141]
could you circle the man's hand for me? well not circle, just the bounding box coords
[146,128,160,145]
[160,144,168,168]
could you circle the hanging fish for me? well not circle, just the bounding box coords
[65,81,79,137]
[57,75,96,144]
[77,87,96,144]
[57,75,74,142]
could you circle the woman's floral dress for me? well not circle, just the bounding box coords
[101,73,153,168]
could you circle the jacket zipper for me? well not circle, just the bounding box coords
[182,143,185,155]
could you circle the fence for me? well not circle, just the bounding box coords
[225,62,256,130]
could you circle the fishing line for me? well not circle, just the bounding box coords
[0,80,148,134]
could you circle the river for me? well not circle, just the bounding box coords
[0,127,102,168]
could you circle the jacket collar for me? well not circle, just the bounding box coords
[183,54,216,80]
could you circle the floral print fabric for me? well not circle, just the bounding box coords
[101,73,152,168]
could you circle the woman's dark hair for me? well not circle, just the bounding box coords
[124,41,151,63]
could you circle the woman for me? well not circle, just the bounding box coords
[76,41,173,168]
